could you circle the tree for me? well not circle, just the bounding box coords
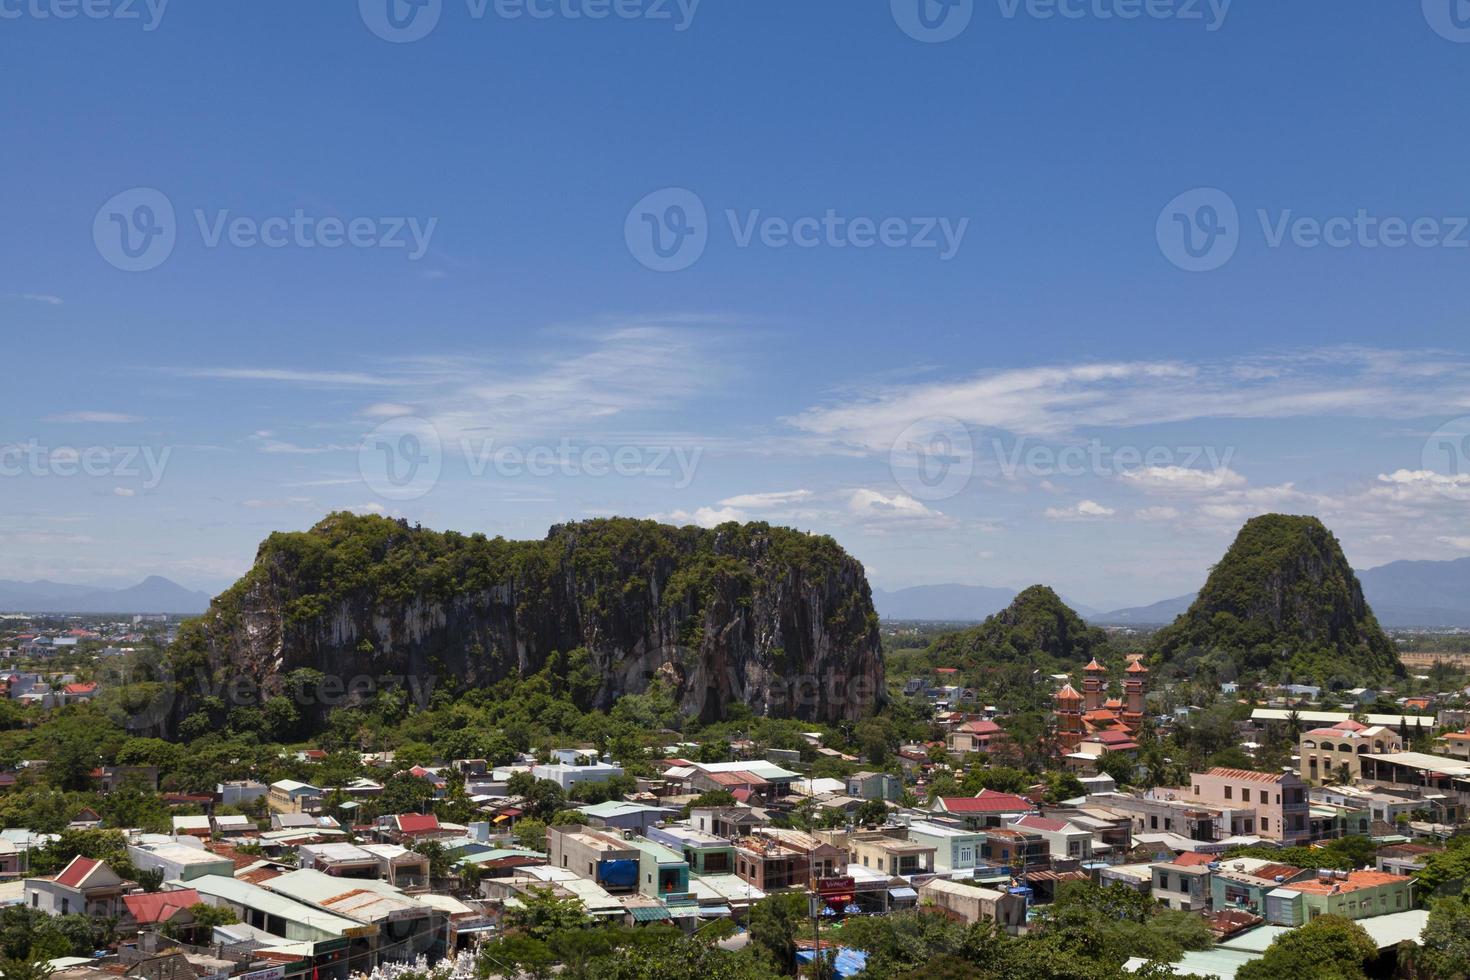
[503,886,592,941]
[526,780,568,820]
[515,818,548,853]
[855,799,888,827]
[747,892,807,972]
[1418,895,1470,979]
[1236,915,1376,980]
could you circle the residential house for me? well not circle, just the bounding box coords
[645,825,736,876]
[624,836,691,899]
[932,789,1039,830]
[980,828,1047,871]
[1151,861,1211,911]
[121,889,201,933]
[689,805,761,839]
[905,821,986,873]
[946,719,1008,756]
[1299,721,1403,784]
[532,750,625,792]
[546,825,642,894]
[1185,769,1310,844]
[127,841,234,883]
[1211,857,1313,915]
[844,830,936,879]
[846,771,902,802]
[578,800,677,834]
[1266,870,1414,926]
[298,842,430,888]
[216,780,268,807]
[917,878,1026,929]
[267,779,322,814]
[1011,814,1093,861]
[24,856,128,917]
[734,834,811,891]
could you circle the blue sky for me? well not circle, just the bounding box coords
[3,0,1470,608]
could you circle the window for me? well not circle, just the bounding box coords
[1261,818,1269,831]
[1241,789,1251,803]
[1224,786,1232,800]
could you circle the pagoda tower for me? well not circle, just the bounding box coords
[1123,655,1149,730]
[1054,683,1084,753]
[1083,658,1107,712]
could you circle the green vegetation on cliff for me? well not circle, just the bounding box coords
[1153,514,1401,683]
[927,585,1108,671]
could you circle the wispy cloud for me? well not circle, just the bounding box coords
[787,346,1470,452]
[44,411,142,424]
[1045,500,1117,520]
[3,292,63,306]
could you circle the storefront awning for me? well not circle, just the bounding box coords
[697,905,732,917]
[631,906,671,922]
[888,887,918,900]
[665,904,703,918]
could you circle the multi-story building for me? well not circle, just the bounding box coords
[932,789,1038,830]
[546,825,642,894]
[1210,857,1313,915]
[980,828,1047,871]
[905,821,986,872]
[845,830,936,879]
[1010,815,1092,861]
[734,834,810,891]
[1267,870,1414,926]
[1299,721,1402,784]
[644,825,736,876]
[1185,769,1310,844]
[1151,861,1211,911]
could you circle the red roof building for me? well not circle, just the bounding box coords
[124,889,201,925]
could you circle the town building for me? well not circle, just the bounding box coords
[917,878,1026,929]
[1299,720,1403,784]
[1184,769,1311,844]
[904,820,986,872]
[931,789,1039,829]
[1151,860,1211,911]
[24,856,128,917]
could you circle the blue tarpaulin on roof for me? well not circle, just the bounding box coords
[599,860,639,888]
[796,948,868,978]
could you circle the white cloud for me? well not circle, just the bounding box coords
[247,431,348,455]
[1372,469,1470,502]
[846,489,950,526]
[3,292,63,306]
[650,506,747,528]
[179,367,400,387]
[718,489,814,509]
[1045,499,1117,520]
[787,346,1470,451]
[362,403,418,418]
[1437,536,1470,551]
[1135,506,1181,521]
[44,411,142,424]
[1120,465,1246,492]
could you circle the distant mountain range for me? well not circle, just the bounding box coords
[0,576,211,615]
[876,555,1470,628]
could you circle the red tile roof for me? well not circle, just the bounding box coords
[1013,815,1069,833]
[939,789,1035,813]
[124,889,200,924]
[1171,852,1217,867]
[395,813,440,833]
[56,856,102,889]
[1054,684,1082,703]
[1205,768,1288,783]
[63,683,97,695]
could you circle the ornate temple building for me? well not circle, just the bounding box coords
[1054,655,1148,755]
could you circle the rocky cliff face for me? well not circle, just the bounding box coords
[1153,514,1402,680]
[169,514,883,726]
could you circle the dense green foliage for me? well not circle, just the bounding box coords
[1153,515,1401,683]
[1416,894,1470,979]
[1235,914,1377,980]
[928,586,1109,671]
